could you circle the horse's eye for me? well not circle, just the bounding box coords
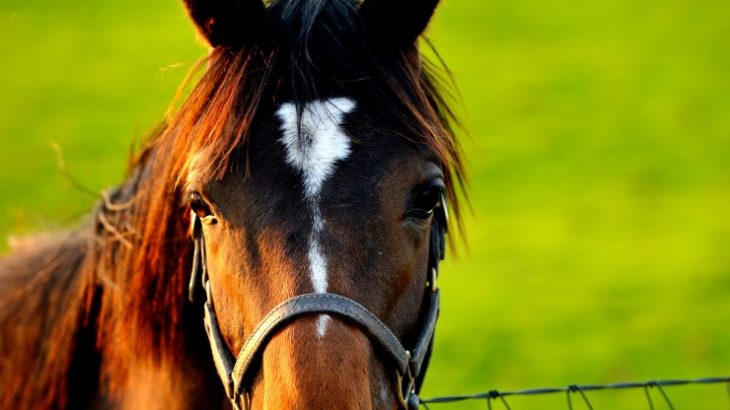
[189,192,214,220]
[409,186,443,220]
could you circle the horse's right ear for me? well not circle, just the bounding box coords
[183,0,265,47]
[360,0,441,49]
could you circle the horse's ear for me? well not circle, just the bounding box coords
[183,0,266,47]
[360,0,440,48]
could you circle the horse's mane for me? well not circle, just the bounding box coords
[0,0,464,407]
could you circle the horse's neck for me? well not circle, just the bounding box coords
[110,355,227,410]
[99,297,226,409]
[0,228,224,410]
[0,230,98,409]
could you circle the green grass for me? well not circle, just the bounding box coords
[1,0,729,408]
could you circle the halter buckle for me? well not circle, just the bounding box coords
[232,390,250,410]
[396,351,418,409]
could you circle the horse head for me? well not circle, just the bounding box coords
[175,1,462,408]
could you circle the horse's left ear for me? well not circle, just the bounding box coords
[360,0,440,48]
[183,0,265,47]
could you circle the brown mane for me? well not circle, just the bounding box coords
[0,0,464,407]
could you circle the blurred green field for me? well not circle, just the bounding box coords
[1,0,729,408]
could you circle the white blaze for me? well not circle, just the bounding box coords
[276,97,356,337]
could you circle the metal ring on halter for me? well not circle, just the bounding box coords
[395,356,421,410]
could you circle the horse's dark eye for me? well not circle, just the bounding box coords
[189,192,213,220]
[409,187,443,220]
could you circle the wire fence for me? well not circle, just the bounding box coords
[420,376,730,410]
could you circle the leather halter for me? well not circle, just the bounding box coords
[188,195,447,410]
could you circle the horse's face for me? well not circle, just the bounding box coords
[186,99,443,408]
[181,0,455,408]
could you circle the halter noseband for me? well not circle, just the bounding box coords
[188,196,447,410]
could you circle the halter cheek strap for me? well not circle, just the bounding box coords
[189,215,238,399]
[189,195,447,410]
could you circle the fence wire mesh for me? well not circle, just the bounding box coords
[420,376,730,409]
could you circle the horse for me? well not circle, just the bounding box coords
[0,0,464,408]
